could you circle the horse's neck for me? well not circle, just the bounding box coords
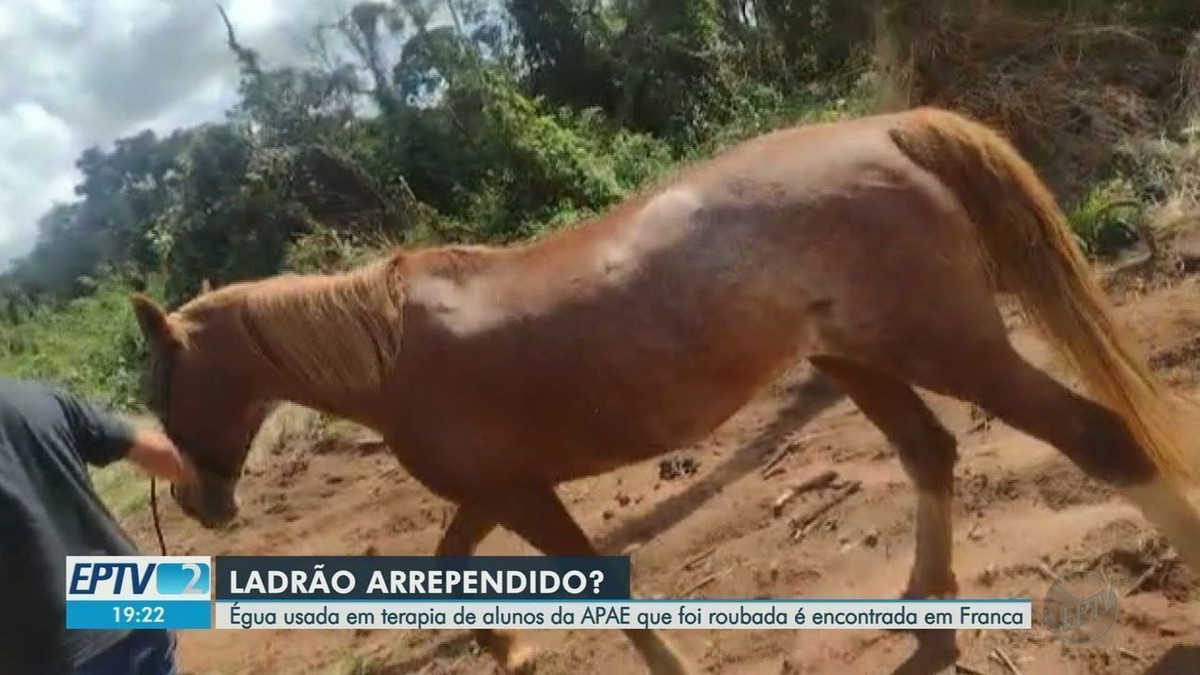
[229,265,402,424]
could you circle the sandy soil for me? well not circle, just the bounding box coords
[120,268,1200,675]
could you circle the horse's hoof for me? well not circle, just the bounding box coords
[899,579,958,601]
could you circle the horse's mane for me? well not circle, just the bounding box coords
[199,253,407,394]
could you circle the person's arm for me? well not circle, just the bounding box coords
[52,390,191,483]
[52,390,136,468]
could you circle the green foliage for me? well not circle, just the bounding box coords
[0,275,157,410]
[454,70,674,241]
[1067,177,1143,257]
[285,229,393,274]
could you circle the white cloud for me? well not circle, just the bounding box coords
[0,102,77,253]
[0,0,343,263]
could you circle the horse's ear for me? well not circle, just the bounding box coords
[200,279,213,294]
[130,293,180,349]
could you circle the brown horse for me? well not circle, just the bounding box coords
[131,107,1200,674]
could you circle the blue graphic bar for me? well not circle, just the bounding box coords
[66,600,212,629]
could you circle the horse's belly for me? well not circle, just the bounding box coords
[544,323,811,479]
[392,323,807,494]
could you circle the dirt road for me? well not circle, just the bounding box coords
[122,271,1200,675]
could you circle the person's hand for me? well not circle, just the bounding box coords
[126,428,196,485]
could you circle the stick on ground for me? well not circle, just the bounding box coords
[1125,561,1161,597]
[679,546,717,573]
[772,469,839,517]
[760,441,798,478]
[989,647,1022,675]
[790,480,861,540]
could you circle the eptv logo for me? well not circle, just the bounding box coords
[66,556,211,601]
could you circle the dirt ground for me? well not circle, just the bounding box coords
[121,265,1200,675]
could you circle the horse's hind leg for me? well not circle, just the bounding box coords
[436,506,535,673]
[874,336,1200,579]
[942,348,1200,575]
[486,486,692,675]
[811,356,959,600]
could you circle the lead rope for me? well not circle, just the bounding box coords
[150,476,168,556]
[147,355,173,557]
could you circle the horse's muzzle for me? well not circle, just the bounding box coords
[170,479,239,530]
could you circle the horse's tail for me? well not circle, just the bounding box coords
[887,106,1194,481]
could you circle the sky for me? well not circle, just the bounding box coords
[0,0,351,265]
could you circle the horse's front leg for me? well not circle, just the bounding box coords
[436,505,536,673]
[483,485,695,675]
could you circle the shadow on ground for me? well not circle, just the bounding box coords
[1144,645,1200,674]
[596,368,846,554]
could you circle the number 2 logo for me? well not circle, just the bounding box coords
[180,563,204,594]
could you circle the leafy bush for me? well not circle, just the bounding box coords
[0,275,158,410]
[1067,178,1143,257]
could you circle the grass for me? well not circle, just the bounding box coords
[0,276,147,410]
[90,462,153,520]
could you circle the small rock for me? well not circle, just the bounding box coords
[363,544,379,556]
[616,493,631,507]
[602,510,615,520]
[862,530,879,548]
[978,564,998,587]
